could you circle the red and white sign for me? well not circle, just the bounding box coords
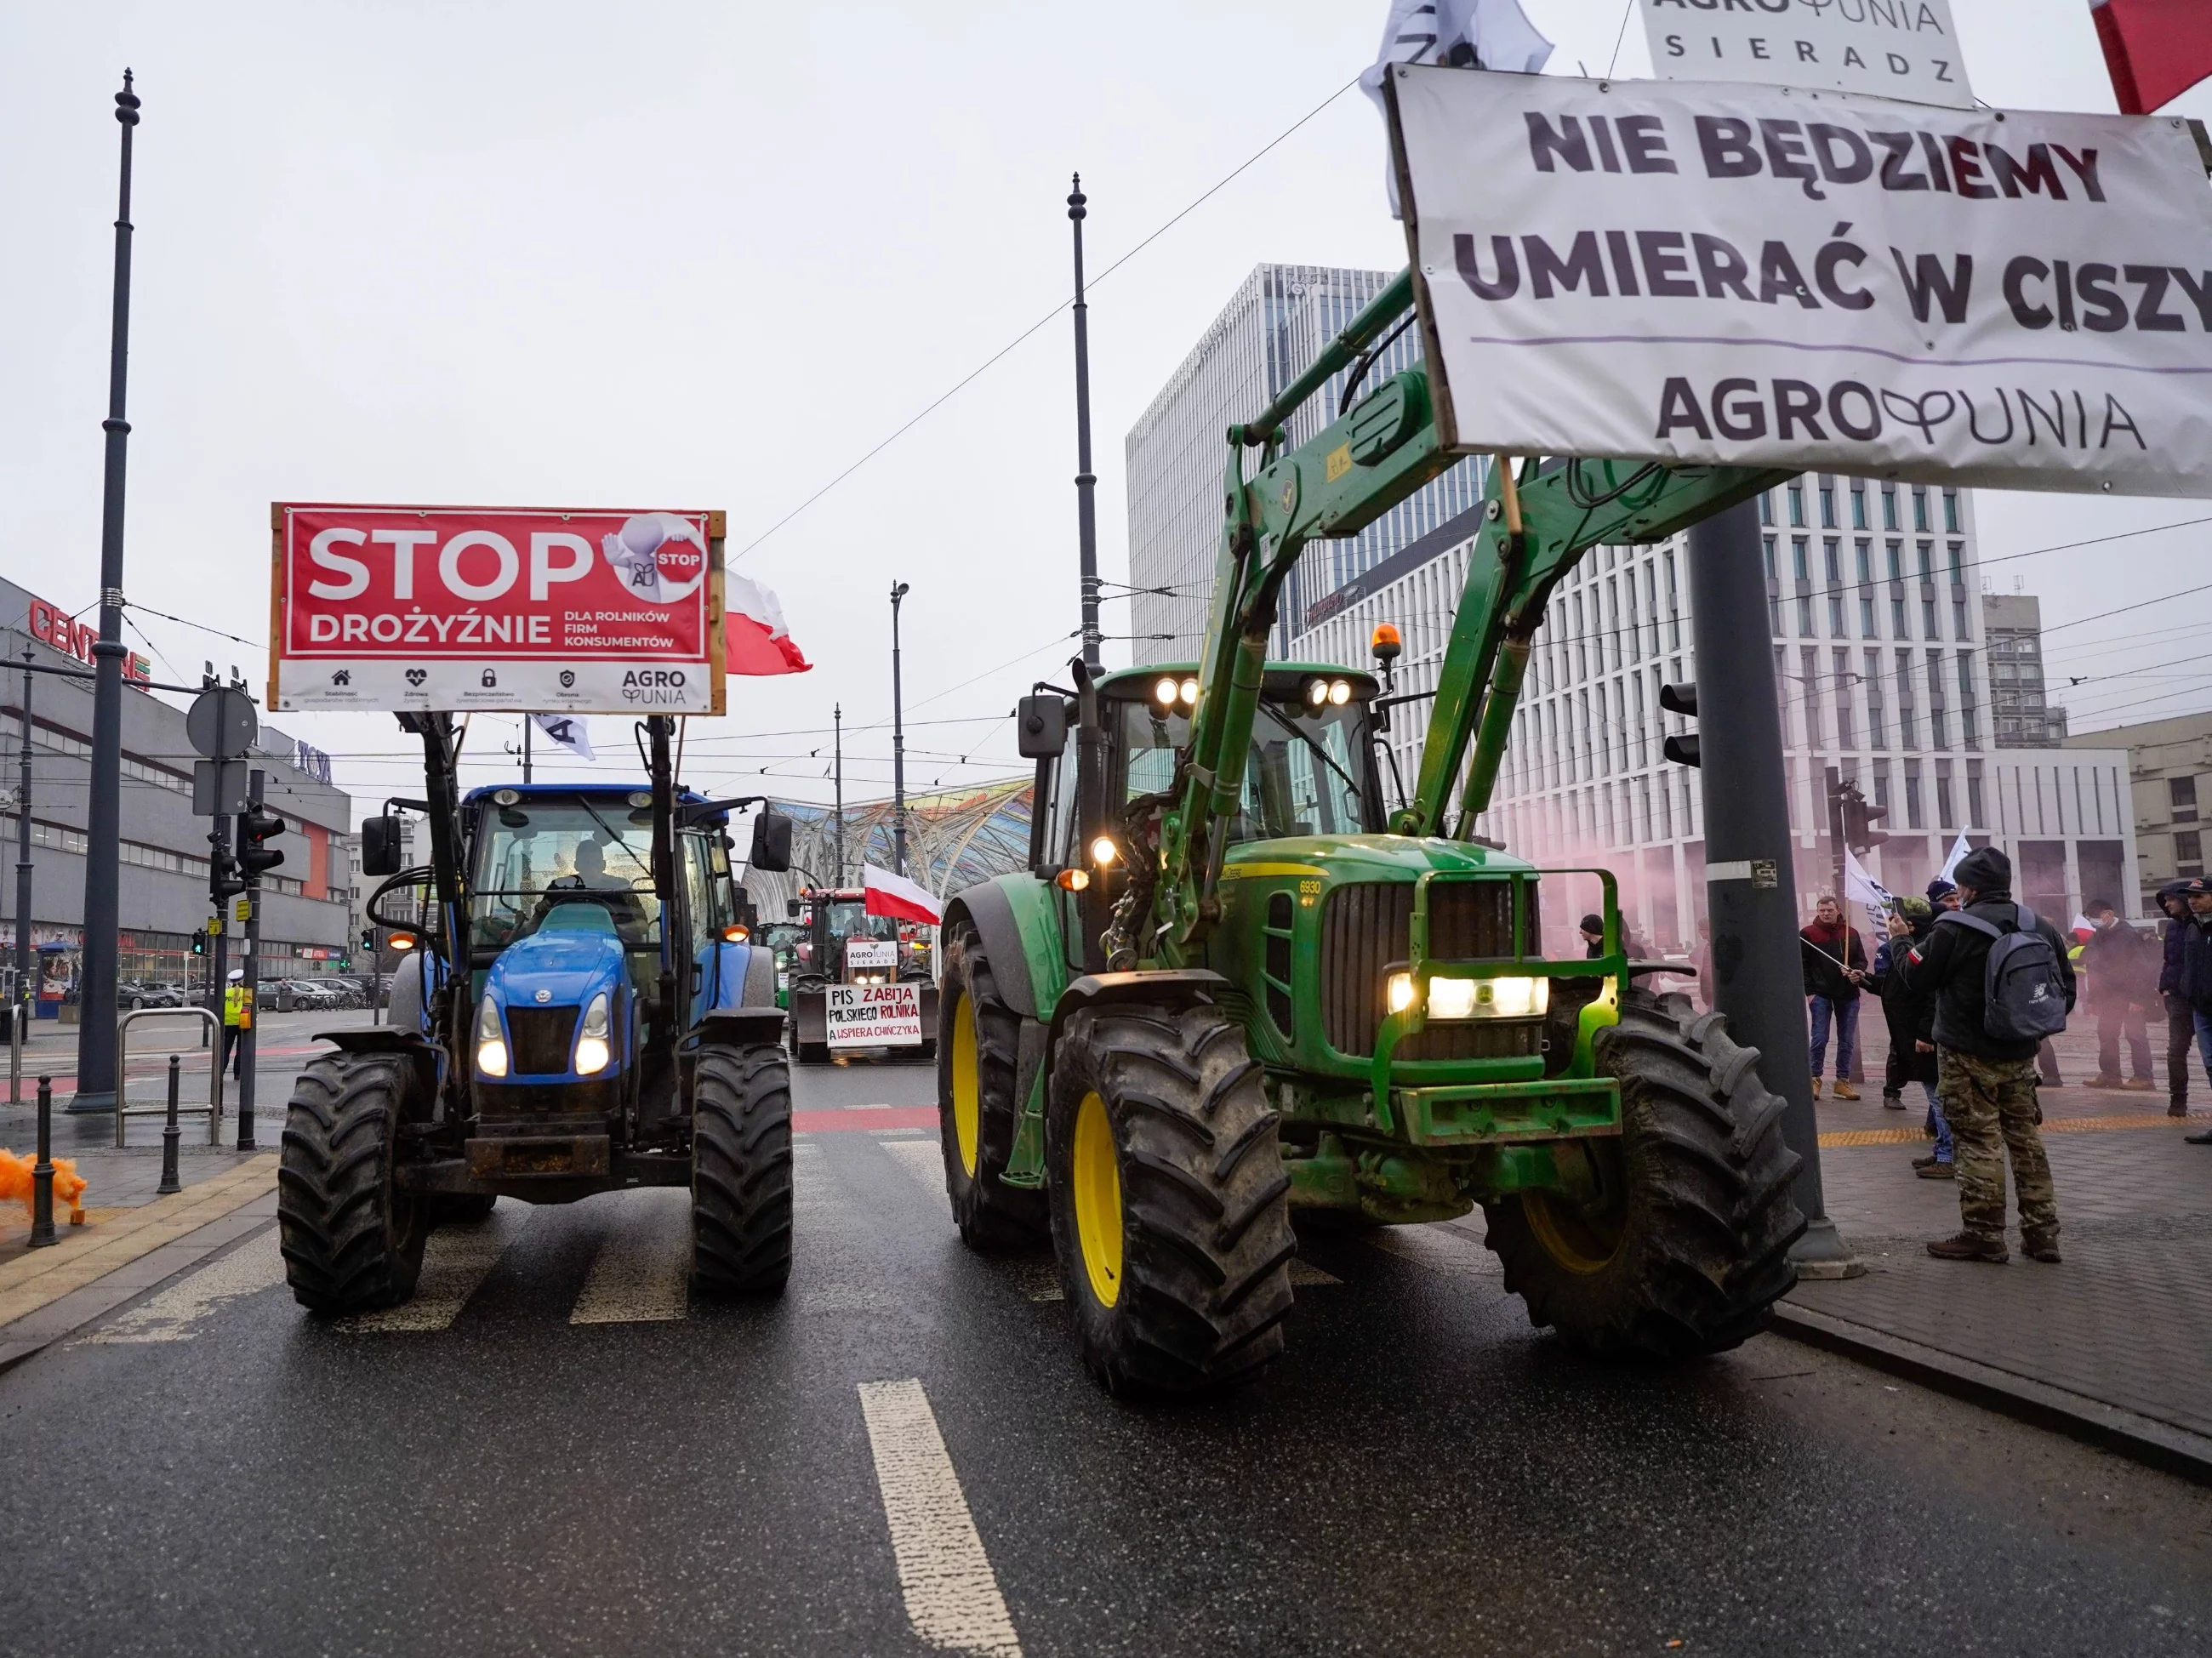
[862,863,943,926]
[725,574,812,677]
[825,982,923,1049]
[271,504,725,715]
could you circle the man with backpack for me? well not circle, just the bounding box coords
[1898,846,2075,1263]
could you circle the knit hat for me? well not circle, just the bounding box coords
[1925,877,1957,902]
[1953,845,2011,893]
[1578,913,1605,935]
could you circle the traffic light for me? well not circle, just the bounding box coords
[191,932,205,957]
[210,842,246,903]
[360,926,375,951]
[1840,785,1890,853]
[1659,681,1700,768]
[237,804,287,880]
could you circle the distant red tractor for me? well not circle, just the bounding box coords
[786,886,938,1064]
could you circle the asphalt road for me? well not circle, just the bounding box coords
[3,1049,2209,1656]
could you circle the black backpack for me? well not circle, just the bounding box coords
[1936,904,2068,1043]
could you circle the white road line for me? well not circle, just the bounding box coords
[881,1137,946,1197]
[340,1204,526,1332]
[80,1227,287,1344]
[856,1378,1023,1658]
[569,1189,693,1325]
[1365,1222,1502,1278]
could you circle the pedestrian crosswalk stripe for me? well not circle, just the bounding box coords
[340,1204,526,1332]
[857,1378,1023,1658]
[881,1137,946,1198]
[80,1227,286,1344]
[569,1190,692,1325]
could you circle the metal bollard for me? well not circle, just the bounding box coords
[29,1074,57,1247]
[157,1053,182,1195]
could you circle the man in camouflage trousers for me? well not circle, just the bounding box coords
[1900,846,2074,1263]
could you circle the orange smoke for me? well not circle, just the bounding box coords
[1,1148,88,1224]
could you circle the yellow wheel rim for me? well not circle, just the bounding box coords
[1070,1090,1123,1308]
[949,991,981,1177]
[1521,1190,1625,1278]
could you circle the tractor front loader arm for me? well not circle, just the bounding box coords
[1401,457,1793,840]
[1146,265,1791,966]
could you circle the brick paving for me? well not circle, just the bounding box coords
[1792,1014,2212,1444]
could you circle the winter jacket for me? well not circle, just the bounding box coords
[1897,892,2077,1061]
[1799,919,1867,1001]
[2158,882,2192,999]
[2077,917,2157,1011]
[1871,919,1940,1084]
[2179,913,2212,1013]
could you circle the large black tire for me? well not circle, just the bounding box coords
[1482,994,1804,1358]
[1047,1003,1295,1396]
[277,1051,431,1313]
[935,925,1046,1250]
[692,1041,794,1296]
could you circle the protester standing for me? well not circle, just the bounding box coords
[1873,897,1951,1167]
[2176,878,2212,1146]
[2078,899,2158,1091]
[2157,880,2194,1119]
[1899,846,2074,1261]
[1801,893,1868,1099]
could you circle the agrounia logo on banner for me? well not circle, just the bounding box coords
[272,504,721,715]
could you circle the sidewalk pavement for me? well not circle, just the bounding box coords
[1780,1016,2212,1480]
[0,1010,373,1368]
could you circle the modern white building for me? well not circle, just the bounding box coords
[1293,475,2141,947]
[1124,264,1487,662]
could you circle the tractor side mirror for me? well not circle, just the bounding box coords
[1017,693,1069,759]
[748,808,793,873]
[786,899,801,919]
[362,815,404,877]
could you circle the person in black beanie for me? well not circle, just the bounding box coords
[1899,845,2074,1262]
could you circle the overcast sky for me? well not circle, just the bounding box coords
[3,1,2207,822]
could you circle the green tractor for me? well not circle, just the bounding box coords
[932,271,1804,1393]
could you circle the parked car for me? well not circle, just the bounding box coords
[117,979,185,1011]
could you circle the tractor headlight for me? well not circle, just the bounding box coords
[1178,677,1199,706]
[1328,678,1352,706]
[1385,973,1549,1021]
[476,996,508,1078]
[1154,676,1179,708]
[1090,835,1118,867]
[574,991,611,1074]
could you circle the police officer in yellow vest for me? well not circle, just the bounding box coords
[222,968,250,1079]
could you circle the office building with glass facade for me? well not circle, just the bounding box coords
[1124,263,1486,663]
[1292,476,2138,947]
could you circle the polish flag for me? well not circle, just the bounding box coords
[864,863,942,926]
[2091,0,2212,113]
[724,574,812,676]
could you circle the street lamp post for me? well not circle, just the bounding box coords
[1068,174,1102,672]
[833,702,846,886]
[1686,500,1858,1277]
[890,584,909,877]
[71,70,143,1114]
[14,648,33,1102]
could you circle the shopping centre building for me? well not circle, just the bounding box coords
[0,575,356,1006]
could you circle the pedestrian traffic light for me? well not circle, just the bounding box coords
[191,932,205,957]
[210,842,246,903]
[360,926,375,951]
[237,804,287,879]
[1840,785,1890,853]
[1659,681,1699,768]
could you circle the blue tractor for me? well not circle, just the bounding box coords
[277,712,796,1313]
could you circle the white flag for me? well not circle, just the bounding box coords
[531,712,594,761]
[1364,0,1554,215]
[1939,833,1974,884]
[1843,849,1895,916]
